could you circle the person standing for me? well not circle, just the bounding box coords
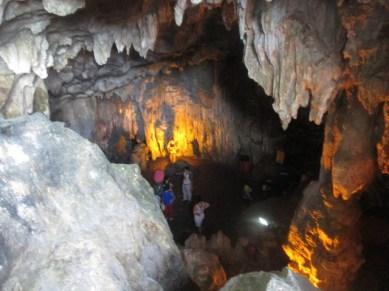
[242,184,253,201]
[193,201,210,233]
[182,166,193,202]
[162,183,175,221]
[167,139,177,164]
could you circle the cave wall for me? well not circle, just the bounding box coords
[49,51,282,163]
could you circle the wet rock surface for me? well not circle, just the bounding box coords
[0,113,186,290]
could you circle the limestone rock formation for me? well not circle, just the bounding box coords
[237,0,388,130]
[283,95,378,291]
[0,0,161,118]
[48,52,281,164]
[0,113,186,290]
[220,267,319,291]
[236,1,388,288]
[42,0,85,16]
[237,0,344,128]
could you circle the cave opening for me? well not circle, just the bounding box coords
[45,3,326,285]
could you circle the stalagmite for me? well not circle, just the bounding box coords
[283,94,378,290]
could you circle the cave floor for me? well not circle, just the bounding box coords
[143,157,298,270]
[144,157,245,243]
[142,158,389,290]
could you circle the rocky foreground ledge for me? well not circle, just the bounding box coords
[0,113,186,291]
[0,113,320,291]
[220,267,319,291]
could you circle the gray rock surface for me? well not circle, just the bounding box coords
[0,113,186,290]
[0,0,160,117]
[237,0,344,128]
[237,0,388,129]
[220,267,319,291]
[42,0,85,16]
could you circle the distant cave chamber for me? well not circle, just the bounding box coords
[48,49,285,168]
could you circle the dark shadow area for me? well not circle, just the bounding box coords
[353,174,389,291]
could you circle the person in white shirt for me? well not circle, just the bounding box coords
[182,167,193,202]
[193,201,210,233]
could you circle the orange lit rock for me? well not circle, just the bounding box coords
[339,1,389,114]
[183,248,227,291]
[115,135,128,157]
[284,95,377,291]
[50,53,282,164]
[377,100,389,174]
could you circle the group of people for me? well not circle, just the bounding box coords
[153,166,209,232]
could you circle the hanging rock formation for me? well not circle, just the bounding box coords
[0,0,161,118]
[236,0,388,128]
[232,0,388,290]
[0,113,186,290]
[237,0,344,129]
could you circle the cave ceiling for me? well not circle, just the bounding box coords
[0,0,387,131]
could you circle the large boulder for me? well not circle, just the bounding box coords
[0,113,186,290]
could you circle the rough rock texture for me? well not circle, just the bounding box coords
[237,0,388,191]
[183,232,280,279]
[237,0,344,128]
[49,51,282,163]
[275,3,389,280]
[220,267,318,291]
[0,0,162,118]
[283,95,379,291]
[0,113,186,290]
[235,1,388,289]
[183,248,227,291]
[237,0,388,129]
[42,0,85,16]
[378,101,389,174]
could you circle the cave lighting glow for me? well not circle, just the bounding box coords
[258,217,269,226]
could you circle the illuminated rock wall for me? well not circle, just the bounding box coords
[49,52,281,163]
[283,95,379,291]
[234,1,388,289]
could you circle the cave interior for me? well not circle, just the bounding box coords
[0,1,388,291]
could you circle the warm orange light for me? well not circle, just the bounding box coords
[283,225,321,287]
[115,135,128,156]
[377,100,389,174]
[141,84,218,161]
[321,123,343,171]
